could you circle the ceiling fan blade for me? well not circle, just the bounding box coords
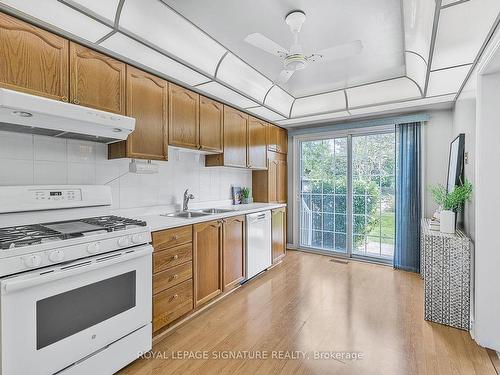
[309,40,363,63]
[275,70,295,84]
[244,33,288,58]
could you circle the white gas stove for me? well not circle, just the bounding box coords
[0,185,153,375]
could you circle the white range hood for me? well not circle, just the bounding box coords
[0,88,135,143]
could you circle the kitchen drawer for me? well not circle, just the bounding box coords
[153,279,193,332]
[153,242,192,273]
[152,226,192,250]
[153,261,192,295]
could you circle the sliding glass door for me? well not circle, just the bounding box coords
[298,129,395,263]
[299,138,348,253]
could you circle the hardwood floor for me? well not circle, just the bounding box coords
[120,250,495,375]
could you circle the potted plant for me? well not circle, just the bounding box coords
[430,180,473,233]
[241,187,252,204]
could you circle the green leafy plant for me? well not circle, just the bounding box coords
[241,187,250,199]
[431,180,473,212]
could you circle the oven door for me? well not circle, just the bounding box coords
[0,245,152,375]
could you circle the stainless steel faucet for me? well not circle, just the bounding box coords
[182,189,195,211]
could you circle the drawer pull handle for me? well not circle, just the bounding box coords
[172,274,179,280]
[172,234,179,240]
[172,294,179,300]
[172,254,179,260]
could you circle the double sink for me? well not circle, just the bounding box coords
[162,208,236,219]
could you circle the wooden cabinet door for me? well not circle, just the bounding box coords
[271,208,286,263]
[268,159,278,203]
[267,124,279,152]
[223,106,248,168]
[222,215,245,291]
[69,43,125,114]
[193,220,222,307]
[277,127,288,154]
[124,66,168,160]
[168,83,199,149]
[277,159,287,203]
[199,96,223,152]
[0,13,69,101]
[247,117,267,169]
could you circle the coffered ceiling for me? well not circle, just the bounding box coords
[0,0,499,127]
[162,0,406,98]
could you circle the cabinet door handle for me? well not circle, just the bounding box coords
[172,254,179,260]
[171,274,179,280]
[61,96,68,102]
[73,99,80,105]
[172,234,179,240]
[171,294,179,300]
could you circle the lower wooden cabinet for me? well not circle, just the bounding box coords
[152,225,194,334]
[193,220,223,307]
[222,215,246,291]
[153,279,193,332]
[271,208,286,264]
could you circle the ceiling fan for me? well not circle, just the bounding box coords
[244,10,363,84]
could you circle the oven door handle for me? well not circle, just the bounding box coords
[1,245,153,294]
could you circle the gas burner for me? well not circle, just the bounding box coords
[0,224,63,249]
[81,216,148,232]
[0,216,147,250]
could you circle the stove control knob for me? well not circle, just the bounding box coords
[48,250,64,263]
[131,234,145,244]
[118,237,130,247]
[87,242,100,254]
[23,254,42,268]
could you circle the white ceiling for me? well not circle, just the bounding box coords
[162,0,406,98]
[0,0,499,127]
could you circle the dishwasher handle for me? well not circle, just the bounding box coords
[247,210,271,224]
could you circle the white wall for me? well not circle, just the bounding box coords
[0,131,252,209]
[423,110,454,218]
[474,68,500,351]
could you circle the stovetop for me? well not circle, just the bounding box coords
[0,216,147,250]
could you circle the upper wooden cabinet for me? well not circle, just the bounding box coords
[247,117,268,170]
[271,208,286,264]
[199,96,223,153]
[168,83,199,150]
[277,127,288,154]
[206,106,247,168]
[70,43,126,114]
[222,215,246,292]
[193,220,223,307]
[252,151,287,204]
[0,12,69,101]
[267,124,287,154]
[109,66,168,160]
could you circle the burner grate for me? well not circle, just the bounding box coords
[0,216,147,250]
[80,216,147,231]
[0,225,63,249]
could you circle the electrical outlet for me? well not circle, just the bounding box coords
[464,152,469,165]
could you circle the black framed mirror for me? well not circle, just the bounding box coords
[447,133,465,193]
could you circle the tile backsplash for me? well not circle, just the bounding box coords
[0,131,251,209]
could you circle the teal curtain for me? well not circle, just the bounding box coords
[395,122,421,272]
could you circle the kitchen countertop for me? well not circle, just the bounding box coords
[132,203,287,232]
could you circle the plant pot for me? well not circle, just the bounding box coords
[440,210,456,234]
